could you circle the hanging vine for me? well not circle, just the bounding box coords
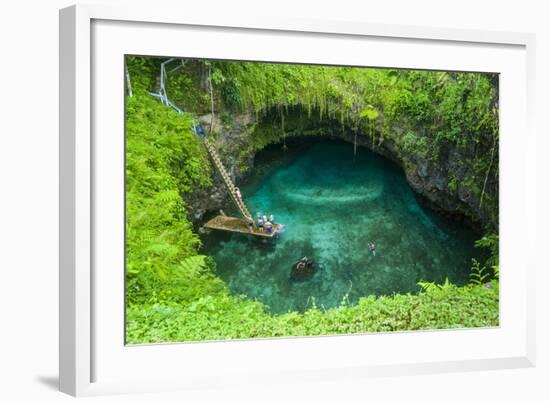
[208,63,215,135]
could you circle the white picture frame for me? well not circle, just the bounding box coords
[59,4,536,397]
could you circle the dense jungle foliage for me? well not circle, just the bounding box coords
[125,56,499,343]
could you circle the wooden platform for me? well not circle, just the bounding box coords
[203,215,280,238]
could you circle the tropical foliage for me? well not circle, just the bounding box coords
[142,57,499,230]
[127,277,498,343]
[125,91,212,306]
[125,56,499,344]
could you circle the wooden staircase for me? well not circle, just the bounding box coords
[202,138,253,222]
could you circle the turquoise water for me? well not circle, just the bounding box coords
[201,139,483,314]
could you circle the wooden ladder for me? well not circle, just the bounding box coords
[203,138,253,221]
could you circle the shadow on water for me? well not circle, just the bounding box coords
[200,138,484,314]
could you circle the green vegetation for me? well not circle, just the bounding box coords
[127,278,498,343]
[155,58,499,230]
[125,56,499,344]
[125,90,212,306]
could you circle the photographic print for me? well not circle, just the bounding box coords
[124,56,499,344]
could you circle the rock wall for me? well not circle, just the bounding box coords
[184,112,258,223]
[341,132,487,229]
[184,108,493,231]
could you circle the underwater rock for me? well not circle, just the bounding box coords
[290,257,316,281]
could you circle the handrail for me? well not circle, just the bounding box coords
[147,58,254,223]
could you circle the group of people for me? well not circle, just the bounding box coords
[257,213,275,234]
[234,187,275,234]
[234,187,276,235]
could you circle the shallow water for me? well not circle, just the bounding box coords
[201,139,483,314]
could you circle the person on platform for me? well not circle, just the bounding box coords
[246,216,254,232]
[265,220,273,234]
[257,216,264,232]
